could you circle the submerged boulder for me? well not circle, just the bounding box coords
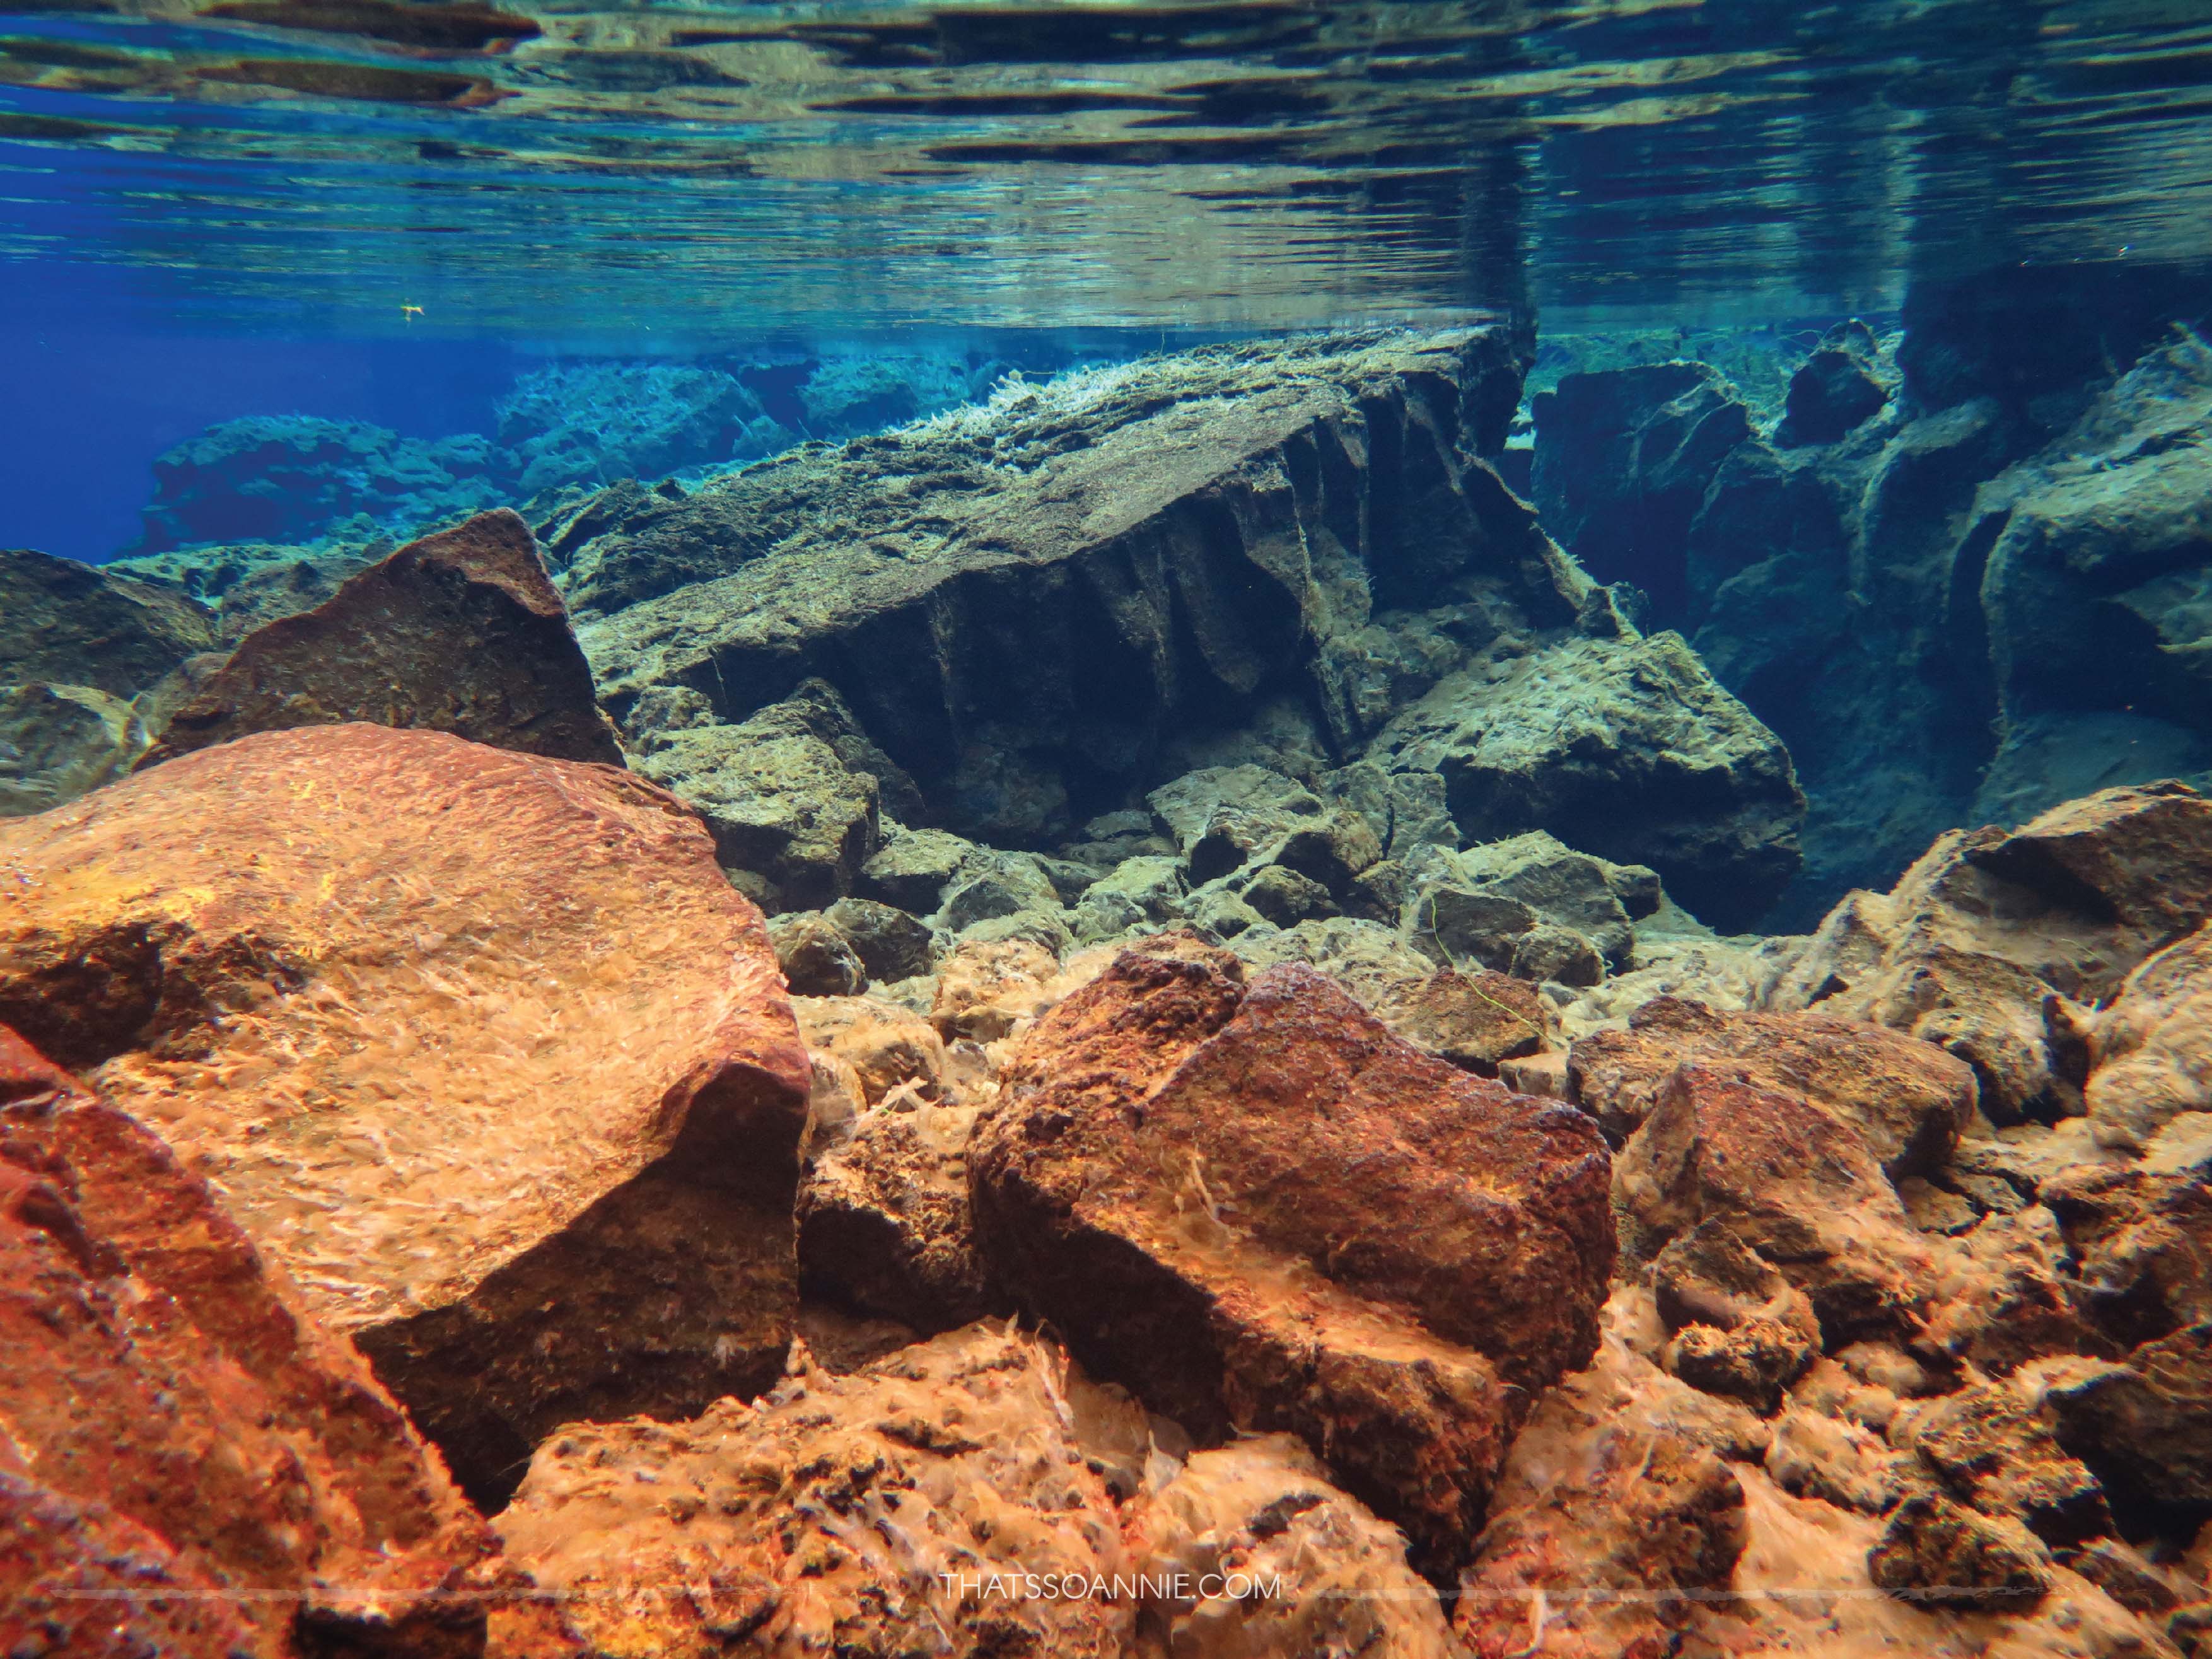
[0,544,216,696]
[1372,630,1803,928]
[0,1025,516,1658]
[969,934,1614,1577]
[0,723,812,1506]
[571,330,1800,923]
[496,1323,1136,1659]
[140,508,622,769]
[1771,780,2212,1126]
[0,682,145,817]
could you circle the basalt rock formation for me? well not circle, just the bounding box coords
[571,329,1805,926]
[1530,281,2212,920]
[0,1025,540,1659]
[968,934,1615,1579]
[140,508,622,769]
[0,723,810,1508]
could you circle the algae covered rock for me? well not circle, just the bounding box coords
[970,934,1614,1576]
[1373,630,1804,928]
[139,508,623,769]
[0,682,146,817]
[0,723,812,1506]
[0,544,216,696]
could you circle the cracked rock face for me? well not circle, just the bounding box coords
[969,933,1614,1579]
[0,723,811,1508]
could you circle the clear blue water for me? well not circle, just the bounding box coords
[5,0,2211,558]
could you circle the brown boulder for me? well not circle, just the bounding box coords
[1866,1491,2054,1610]
[0,723,811,1506]
[2089,923,2212,1150]
[2044,1161,2212,1346]
[798,1088,998,1330]
[1452,1301,1749,1659]
[1895,1380,2112,1546]
[1771,783,2212,1123]
[496,1322,1136,1659]
[1569,994,1976,1173]
[1131,1435,1460,1658]
[969,934,1615,1578]
[140,509,623,769]
[0,1024,518,1658]
[2051,1322,2212,1522]
[1614,1064,1940,1344]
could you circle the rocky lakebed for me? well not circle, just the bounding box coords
[4,304,2212,1658]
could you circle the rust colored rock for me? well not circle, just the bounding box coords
[1131,1435,1460,1658]
[1894,1380,2111,1546]
[969,934,1615,1578]
[140,509,623,769]
[2044,1161,2212,1345]
[798,1088,998,1330]
[496,1323,1136,1659]
[0,724,810,1506]
[1568,995,1977,1175]
[0,1024,518,1658]
[1614,1063,1940,1346]
[2089,922,2212,1150]
[1372,967,1550,1076]
[1866,1492,2054,1610]
[1452,1300,1749,1659]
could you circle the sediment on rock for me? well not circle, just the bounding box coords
[969,934,1614,1580]
[0,723,810,1508]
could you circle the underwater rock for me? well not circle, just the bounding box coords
[1776,318,1894,447]
[1231,916,1552,1074]
[495,1322,1137,1659]
[1612,1062,1940,1344]
[1771,781,2212,1126]
[1531,359,1754,615]
[2042,1155,2212,1346]
[797,1083,996,1331]
[1130,1435,1460,1658]
[0,681,145,817]
[1567,996,1977,1172]
[1894,1378,2112,1547]
[822,893,938,982]
[139,508,624,769]
[1976,329,2212,771]
[1399,829,1656,977]
[2049,1323,2212,1521]
[0,1023,515,1658]
[1371,631,1804,927]
[0,544,217,696]
[495,360,786,496]
[107,539,380,643]
[631,680,905,910]
[1866,1491,2054,1610]
[791,992,951,1112]
[0,723,812,1507]
[969,934,1614,1578]
[768,910,866,997]
[1452,1292,1750,1659]
[130,414,511,554]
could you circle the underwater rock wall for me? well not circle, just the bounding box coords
[125,347,1044,556]
[1530,263,2212,919]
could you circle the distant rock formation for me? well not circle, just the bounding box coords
[1530,265,2212,918]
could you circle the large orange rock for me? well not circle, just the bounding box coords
[141,509,623,769]
[0,1023,534,1658]
[969,934,1614,1578]
[0,723,811,1505]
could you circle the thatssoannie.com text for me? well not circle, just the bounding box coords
[936,1571,1288,1602]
